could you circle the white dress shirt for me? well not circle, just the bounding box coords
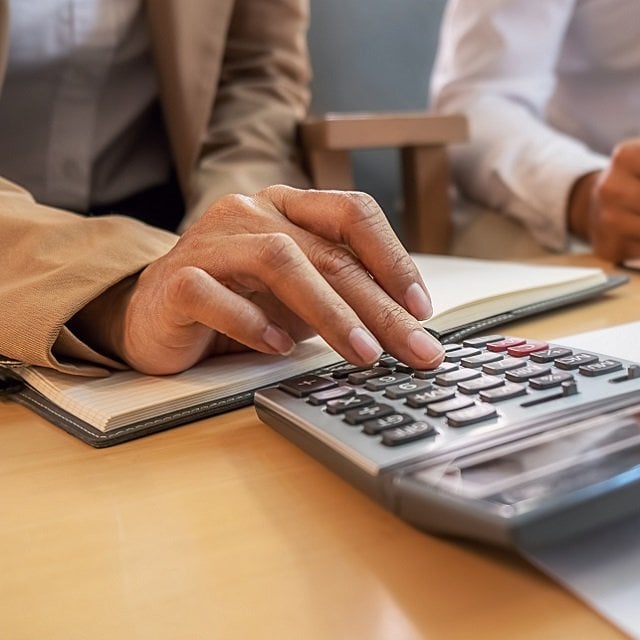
[430,0,640,251]
[0,0,171,213]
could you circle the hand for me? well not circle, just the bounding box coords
[568,139,640,262]
[78,186,444,375]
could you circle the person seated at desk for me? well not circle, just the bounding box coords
[430,0,640,264]
[0,0,443,377]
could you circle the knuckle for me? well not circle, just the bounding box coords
[376,303,410,333]
[340,191,385,227]
[165,266,202,303]
[256,232,301,269]
[310,242,360,280]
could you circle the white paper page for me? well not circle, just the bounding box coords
[556,320,640,362]
[523,321,640,638]
[411,254,605,332]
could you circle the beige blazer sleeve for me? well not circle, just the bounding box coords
[181,0,312,229]
[0,179,177,375]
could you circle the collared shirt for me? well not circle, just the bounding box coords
[0,0,172,213]
[431,0,640,251]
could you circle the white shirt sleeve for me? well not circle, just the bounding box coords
[430,0,609,252]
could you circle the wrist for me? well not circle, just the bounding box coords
[68,275,138,363]
[567,170,601,241]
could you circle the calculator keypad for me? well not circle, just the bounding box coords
[256,335,640,475]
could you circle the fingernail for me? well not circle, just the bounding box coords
[408,329,444,365]
[263,324,295,355]
[349,327,383,363]
[405,283,433,320]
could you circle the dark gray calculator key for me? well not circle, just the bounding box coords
[362,412,414,435]
[384,379,432,399]
[443,343,464,353]
[279,375,337,398]
[331,364,369,379]
[528,372,574,390]
[406,387,456,407]
[529,347,573,363]
[377,355,399,368]
[426,396,475,417]
[462,334,504,348]
[458,374,505,394]
[435,368,482,387]
[326,394,375,414]
[308,386,355,405]
[394,362,415,374]
[445,347,482,362]
[344,403,395,425]
[413,362,458,379]
[482,357,527,376]
[505,363,552,382]
[460,351,504,368]
[365,373,412,391]
[347,367,393,385]
[381,420,438,446]
[554,353,599,370]
[480,382,527,402]
[447,403,498,428]
[579,359,623,377]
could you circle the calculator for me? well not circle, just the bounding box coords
[254,335,640,549]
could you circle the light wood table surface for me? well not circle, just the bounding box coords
[2,255,636,640]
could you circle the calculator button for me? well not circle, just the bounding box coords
[480,382,527,402]
[482,357,527,375]
[506,341,549,357]
[384,379,432,399]
[365,373,412,391]
[447,403,498,427]
[377,355,399,368]
[529,347,573,363]
[528,372,574,390]
[443,343,464,353]
[460,351,504,368]
[458,374,505,394]
[426,396,475,417]
[344,403,394,425]
[406,387,456,407]
[330,364,369,379]
[505,363,552,382]
[362,412,414,435]
[445,347,482,362]
[308,386,355,405]
[381,420,437,446]
[579,359,623,377]
[462,334,504,348]
[326,394,375,414]
[435,368,482,387]
[413,362,458,379]
[486,337,527,352]
[394,362,415,374]
[554,353,599,370]
[279,375,337,397]
[347,367,393,385]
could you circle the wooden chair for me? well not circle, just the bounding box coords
[301,111,468,254]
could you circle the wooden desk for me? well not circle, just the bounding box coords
[1,256,635,640]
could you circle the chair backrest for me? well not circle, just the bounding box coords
[307,0,448,226]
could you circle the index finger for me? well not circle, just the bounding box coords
[258,186,434,321]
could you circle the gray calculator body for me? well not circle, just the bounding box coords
[254,337,640,549]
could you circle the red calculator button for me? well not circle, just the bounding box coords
[486,337,527,352]
[507,341,549,357]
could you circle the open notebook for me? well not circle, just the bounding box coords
[4,254,626,446]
